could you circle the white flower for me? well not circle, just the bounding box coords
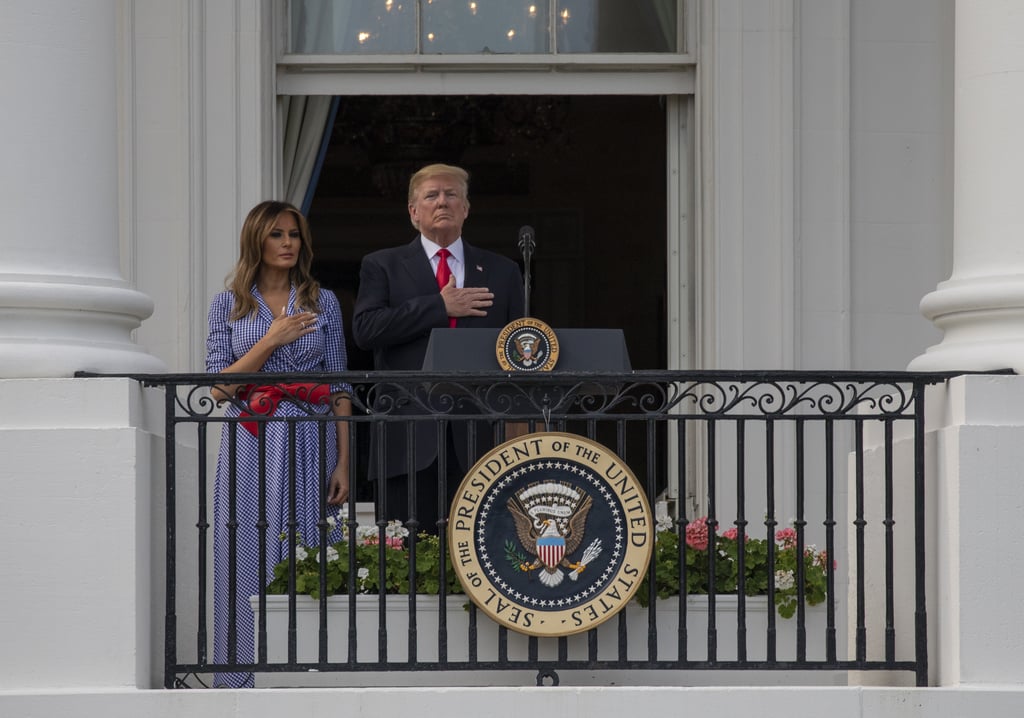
[357,567,369,580]
[317,545,339,563]
[326,515,337,531]
[655,514,674,533]
[385,520,409,539]
[775,569,795,591]
[355,525,377,543]
[294,546,308,561]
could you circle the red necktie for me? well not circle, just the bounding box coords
[436,248,456,328]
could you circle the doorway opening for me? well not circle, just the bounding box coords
[307,94,669,494]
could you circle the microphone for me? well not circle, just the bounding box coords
[518,225,535,261]
[518,226,535,317]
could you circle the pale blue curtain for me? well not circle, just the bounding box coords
[290,0,334,52]
[282,96,339,213]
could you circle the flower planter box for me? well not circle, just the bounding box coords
[251,593,829,670]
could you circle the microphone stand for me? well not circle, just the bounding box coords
[518,227,535,317]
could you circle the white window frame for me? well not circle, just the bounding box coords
[281,2,695,57]
[277,0,697,95]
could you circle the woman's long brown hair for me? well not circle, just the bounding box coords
[226,201,321,320]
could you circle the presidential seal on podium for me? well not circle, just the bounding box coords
[448,432,654,638]
[495,317,559,372]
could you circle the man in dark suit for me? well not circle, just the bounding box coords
[353,163,525,532]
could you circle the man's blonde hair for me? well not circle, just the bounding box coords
[407,163,469,204]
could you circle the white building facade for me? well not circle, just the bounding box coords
[2,1,1023,716]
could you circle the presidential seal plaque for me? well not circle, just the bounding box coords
[495,317,559,372]
[448,432,654,638]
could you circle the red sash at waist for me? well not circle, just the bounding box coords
[237,383,330,436]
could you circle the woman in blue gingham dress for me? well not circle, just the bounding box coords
[206,201,351,689]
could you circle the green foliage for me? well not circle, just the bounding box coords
[636,520,832,619]
[504,540,529,571]
[266,526,465,600]
[267,518,830,620]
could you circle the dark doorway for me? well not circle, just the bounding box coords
[307,95,668,494]
[308,95,667,371]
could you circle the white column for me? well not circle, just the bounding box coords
[910,1,1024,372]
[932,376,1024,685]
[0,0,164,377]
[0,378,161,689]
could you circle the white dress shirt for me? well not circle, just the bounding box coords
[421,235,465,288]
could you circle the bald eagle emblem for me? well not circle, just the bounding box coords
[512,332,543,367]
[506,482,604,588]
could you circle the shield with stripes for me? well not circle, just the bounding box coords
[536,534,566,569]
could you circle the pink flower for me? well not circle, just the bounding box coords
[685,518,709,550]
[775,527,797,548]
[721,527,748,542]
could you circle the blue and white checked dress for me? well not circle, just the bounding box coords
[206,286,350,688]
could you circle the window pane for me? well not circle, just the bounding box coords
[291,0,417,54]
[289,0,679,55]
[421,0,550,54]
[556,0,677,53]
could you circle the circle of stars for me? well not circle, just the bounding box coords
[502,328,551,372]
[475,459,626,609]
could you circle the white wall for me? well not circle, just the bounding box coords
[701,0,797,369]
[797,1,853,370]
[124,1,193,370]
[129,0,273,374]
[704,0,953,373]
[848,0,953,370]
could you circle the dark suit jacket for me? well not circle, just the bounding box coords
[353,237,525,477]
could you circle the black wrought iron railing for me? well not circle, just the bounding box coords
[136,370,952,688]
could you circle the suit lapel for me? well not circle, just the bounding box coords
[462,243,489,289]
[399,237,438,294]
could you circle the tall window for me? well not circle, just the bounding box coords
[290,0,680,55]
